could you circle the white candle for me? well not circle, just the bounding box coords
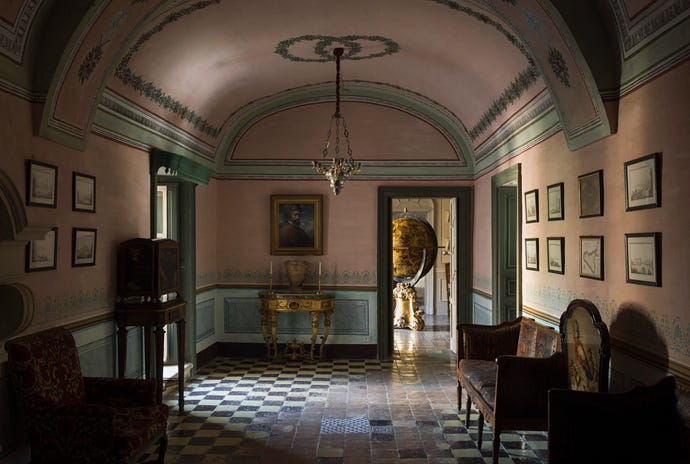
[270,261,273,275]
[319,261,322,275]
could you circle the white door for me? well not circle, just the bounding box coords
[448,198,458,352]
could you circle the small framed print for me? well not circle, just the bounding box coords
[578,169,603,218]
[525,238,539,271]
[26,227,58,272]
[580,236,604,280]
[547,237,565,274]
[26,160,58,207]
[625,153,661,211]
[547,182,564,221]
[525,189,539,223]
[72,228,97,267]
[73,172,96,212]
[625,232,661,286]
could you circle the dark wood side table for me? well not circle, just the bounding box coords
[115,299,186,413]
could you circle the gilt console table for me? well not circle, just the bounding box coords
[258,291,335,359]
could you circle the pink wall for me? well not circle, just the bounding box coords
[1,92,151,331]
[205,178,470,288]
[474,60,690,366]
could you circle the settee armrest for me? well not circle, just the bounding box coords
[458,318,522,361]
[494,352,566,419]
[84,376,157,406]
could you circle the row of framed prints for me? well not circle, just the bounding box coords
[26,227,97,272]
[525,232,661,286]
[524,153,661,223]
[26,159,96,212]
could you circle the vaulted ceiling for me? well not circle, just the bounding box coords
[1,0,686,180]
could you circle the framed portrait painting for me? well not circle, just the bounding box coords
[26,227,58,272]
[580,236,604,280]
[547,237,565,274]
[270,194,323,255]
[524,189,539,223]
[625,153,661,211]
[73,172,96,212]
[26,159,58,207]
[72,228,97,267]
[625,232,660,286]
[547,182,564,221]
[578,169,603,218]
[525,238,539,271]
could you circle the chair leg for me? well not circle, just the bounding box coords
[157,433,168,464]
[477,412,484,449]
[457,383,462,410]
[492,429,501,464]
[465,396,472,426]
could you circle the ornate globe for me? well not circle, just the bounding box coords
[392,217,438,284]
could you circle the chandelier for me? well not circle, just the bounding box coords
[312,47,361,195]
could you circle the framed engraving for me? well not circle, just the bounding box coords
[525,238,539,271]
[525,189,539,223]
[26,227,58,272]
[73,172,96,212]
[625,232,660,286]
[547,237,565,274]
[579,236,604,280]
[72,228,97,267]
[625,153,660,211]
[547,182,564,221]
[578,169,603,218]
[26,160,58,207]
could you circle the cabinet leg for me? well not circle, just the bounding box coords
[155,324,165,404]
[176,319,186,414]
[117,324,127,378]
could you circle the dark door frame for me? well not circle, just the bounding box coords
[377,186,473,361]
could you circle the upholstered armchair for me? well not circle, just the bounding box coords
[5,327,168,464]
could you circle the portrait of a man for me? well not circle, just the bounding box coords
[279,203,313,248]
[270,195,322,255]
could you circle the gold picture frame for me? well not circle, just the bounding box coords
[270,194,323,255]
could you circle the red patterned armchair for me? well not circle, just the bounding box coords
[5,327,168,464]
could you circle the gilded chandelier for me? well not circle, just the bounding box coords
[312,47,361,195]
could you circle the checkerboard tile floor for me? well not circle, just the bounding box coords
[149,316,548,463]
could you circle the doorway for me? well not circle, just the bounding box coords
[377,186,473,362]
[491,164,521,324]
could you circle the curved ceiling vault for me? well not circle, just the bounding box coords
[27,0,614,179]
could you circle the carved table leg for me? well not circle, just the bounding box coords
[310,311,319,360]
[270,311,278,358]
[320,310,332,358]
[260,307,270,357]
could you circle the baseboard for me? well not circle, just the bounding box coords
[196,342,377,368]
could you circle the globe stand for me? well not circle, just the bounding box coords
[393,282,425,330]
[393,248,427,331]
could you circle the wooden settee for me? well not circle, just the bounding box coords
[456,316,566,463]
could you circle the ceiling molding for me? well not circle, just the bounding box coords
[218,81,473,171]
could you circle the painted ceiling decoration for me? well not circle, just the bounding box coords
[0,0,684,179]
